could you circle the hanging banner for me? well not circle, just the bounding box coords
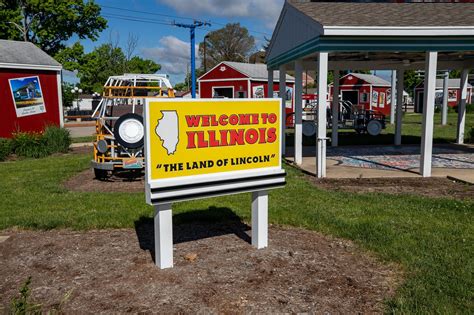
[144,98,285,205]
[9,76,46,117]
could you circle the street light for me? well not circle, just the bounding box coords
[71,86,83,111]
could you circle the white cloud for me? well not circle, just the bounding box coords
[141,36,200,83]
[158,0,283,29]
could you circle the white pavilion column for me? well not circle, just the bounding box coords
[420,51,438,177]
[294,60,303,165]
[279,65,286,156]
[331,70,340,147]
[395,69,404,146]
[267,69,274,98]
[390,70,397,125]
[441,71,449,125]
[456,68,469,144]
[316,52,328,178]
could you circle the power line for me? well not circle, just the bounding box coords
[101,4,195,22]
[102,15,172,27]
[102,13,172,26]
[100,4,272,37]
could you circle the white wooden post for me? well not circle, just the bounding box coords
[316,52,329,178]
[332,70,340,147]
[279,65,287,156]
[268,69,274,98]
[294,60,303,165]
[251,190,268,249]
[420,51,438,177]
[154,204,173,269]
[390,70,397,125]
[456,69,469,144]
[441,71,449,126]
[395,69,404,146]
[56,71,64,127]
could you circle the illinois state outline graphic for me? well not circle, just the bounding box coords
[155,110,179,155]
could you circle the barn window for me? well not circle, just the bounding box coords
[212,87,234,98]
[360,92,369,103]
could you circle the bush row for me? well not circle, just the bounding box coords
[0,126,71,161]
[435,104,474,114]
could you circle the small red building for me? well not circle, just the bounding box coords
[0,40,63,138]
[198,61,295,100]
[329,73,393,115]
[414,79,472,113]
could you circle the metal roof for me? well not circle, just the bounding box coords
[0,40,61,68]
[223,61,295,82]
[348,73,391,86]
[415,78,472,89]
[288,1,474,27]
[436,78,472,89]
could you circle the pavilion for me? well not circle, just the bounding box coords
[266,0,474,177]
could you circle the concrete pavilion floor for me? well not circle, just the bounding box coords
[285,144,474,184]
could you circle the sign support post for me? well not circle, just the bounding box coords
[251,190,268,249]
[154,203,174,269]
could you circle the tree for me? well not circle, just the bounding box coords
[54,41,85,71]
[0,0,107,55]
[198,23,255,71]
[61,82,75,109]
[404,70,423,97]
[56,42,161,93]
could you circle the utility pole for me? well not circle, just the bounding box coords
[174,20,211,98]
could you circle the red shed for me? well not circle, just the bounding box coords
[329,73,392,115]
[198,61,295,102]
[0,40,63,138]
[414,78,472,113]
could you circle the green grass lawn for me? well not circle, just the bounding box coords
[287,112,474,146]
[71,135,95,143]
[0,152,473,313]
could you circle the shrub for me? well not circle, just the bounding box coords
[467,126,474,144]
[43,126,71,153]
[467,103,474,113]
[0,138,13,161]
[11,132,50,158]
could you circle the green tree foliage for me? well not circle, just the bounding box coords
[404,70,423,97]
[55,42,161,93]
[198,23,255,71]
[0,0,107,55]
[173,82,188,92]
[54,41,84,71]
[61,82,75,108]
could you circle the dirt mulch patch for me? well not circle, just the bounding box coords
[63,168,144,193]
[0,223,399,314]
[312,177,474,200]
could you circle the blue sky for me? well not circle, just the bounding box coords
[65,0,284,85]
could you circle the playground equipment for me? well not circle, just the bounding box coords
[287,99,386,137]
[91,74,175,179]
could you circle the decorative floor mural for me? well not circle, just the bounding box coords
[327,146,474,171]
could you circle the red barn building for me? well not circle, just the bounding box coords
[0,40,63,138]
[414,79,472,113]
[329,73,393,115]
[198,61,295,100]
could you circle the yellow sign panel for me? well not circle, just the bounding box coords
[146,99,281,180]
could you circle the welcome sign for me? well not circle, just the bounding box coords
[144,98,286,205]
